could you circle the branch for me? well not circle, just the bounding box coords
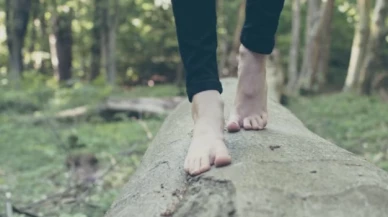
[12,206,40,217]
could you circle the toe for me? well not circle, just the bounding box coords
[258,114,268,130]
[215,153,232,167]
[189,159,198,175]
[250,117,260,130]
[193,158,202,175]
[198,157,211,174]
[214,145,232,167]
[243,118,253,130]
[184,158,190,173]
[227,116,241,132]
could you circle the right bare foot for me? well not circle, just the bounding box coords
[227,45,268,132]
[184,90,232,176]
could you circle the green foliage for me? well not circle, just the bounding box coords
[288,93,388,171]
[0,83,179,217]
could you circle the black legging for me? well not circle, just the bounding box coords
[171,0,285,102]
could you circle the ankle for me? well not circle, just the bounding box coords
[239,44,266,60]
[192,90,224,119]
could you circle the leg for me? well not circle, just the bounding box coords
[172,0,231,176]
[227,0,285,132]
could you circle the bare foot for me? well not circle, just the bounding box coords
[184,90,232,176]
[227,45,268,132]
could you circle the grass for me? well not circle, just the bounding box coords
[288,92,388,171]
[0,83,180,217]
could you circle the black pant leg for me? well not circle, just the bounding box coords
[171,0,222,102]
[241,0,285,54]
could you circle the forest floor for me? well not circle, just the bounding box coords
[0,83,387,217]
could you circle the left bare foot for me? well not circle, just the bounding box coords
[184,90,231,176]
[227,45,268,132]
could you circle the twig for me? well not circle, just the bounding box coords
[6,192,13,217]
[12,206,39,217]
[135,118,153,139]
[21,188,73,210]
[95,153,117,180]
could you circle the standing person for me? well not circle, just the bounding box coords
[171,0,285,175]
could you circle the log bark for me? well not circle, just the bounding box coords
[105,78,388,217]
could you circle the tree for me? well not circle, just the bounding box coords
[225,0,245,77]
[296,0,335,93]
[5,0,31,84]
[343,0,371,92]
[49,4,74,82]
[286,0,301,94]
[101,0,119,85]
[358,0,388,94]
[89,0,103,81]
[316,0,335,87]
[297,0,321,92]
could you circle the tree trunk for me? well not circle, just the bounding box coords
[286,0,301,94]
[343,0,371,92]
[217,0,229,77]
[316,0,335,88]
[101,0,118,85]
[6,0,31,84]
[298,0,335,93]
[49,9,73,82]
[267,48,285,103]
[358,0,388,95]
[226,1,245,77]
[89,0,103,81]
[298,0,321,92]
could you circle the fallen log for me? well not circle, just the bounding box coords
[33,97,184,123]
[105,78,388,217]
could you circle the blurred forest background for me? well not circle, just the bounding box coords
[1,0,388,216]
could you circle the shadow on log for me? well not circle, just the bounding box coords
[105,78,388,217]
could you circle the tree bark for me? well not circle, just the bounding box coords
[217,0,229,77]
[316,0,335,88]
[298,0,321,92]
[343,0,371,92]
[298,0,335,93]
[267,48,285,103]
[286,0,301,94]
[358,0,388,94]
[226,1,245,77]
[89,0,103,81]
[102,0,118,85]
[6,0,31,84]
[49,8,73,82]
